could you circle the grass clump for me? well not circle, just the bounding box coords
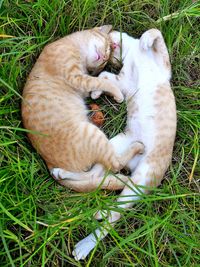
[0,0,200,266]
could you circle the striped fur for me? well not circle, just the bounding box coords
[22,26,143,176]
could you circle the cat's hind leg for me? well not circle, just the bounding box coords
[51,131,136,192]
[51,164,104,181]
[116,141,144,170]
[51,167,129,192]
[82,122,144,173]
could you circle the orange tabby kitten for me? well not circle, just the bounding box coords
[22,26,144,177]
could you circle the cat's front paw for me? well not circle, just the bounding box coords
[140,29,161,51]
[91,90,102,99]
[99,71,110,80]
[140,32,154,51]
[114,91,124,103]
[98,71,124,103]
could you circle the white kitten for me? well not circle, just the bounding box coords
[51,29,177,260]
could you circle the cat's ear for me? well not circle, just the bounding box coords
[98,25,113,34]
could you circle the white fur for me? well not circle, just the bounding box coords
[52,29,175,260]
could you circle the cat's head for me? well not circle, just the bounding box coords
[109,31,128,68]
[86,25,113,74]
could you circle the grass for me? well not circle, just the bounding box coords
[0,0,200,266]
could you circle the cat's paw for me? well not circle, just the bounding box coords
[94,210,120,223]
[91,88,123,103]
[99,71,110,79]
[50,168,62,180]
[94,210,108,220]
[91,90,102,99]
[140,29,161,51]
[50,168,73,180]
[140,31,155,51]
[131,141,145,155]
[114,91,124,103]
[72,234,97,261]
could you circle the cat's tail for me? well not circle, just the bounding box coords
[72,160,161,260]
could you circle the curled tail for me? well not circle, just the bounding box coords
[72,160,164,260]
